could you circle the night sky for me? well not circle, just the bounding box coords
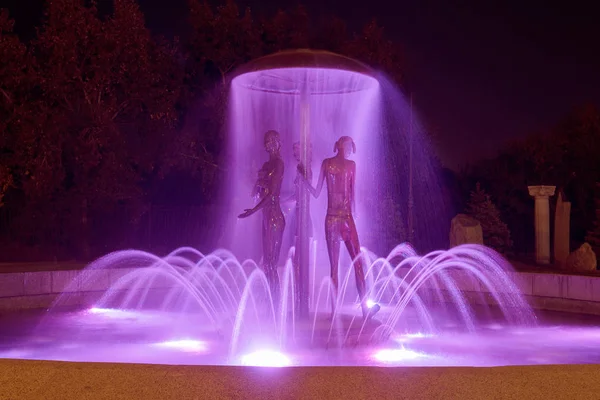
[2,0,599,169]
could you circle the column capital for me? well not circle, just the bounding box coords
[527,185,556,198]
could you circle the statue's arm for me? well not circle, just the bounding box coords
[304,161,325,198]
[251,181,261,198]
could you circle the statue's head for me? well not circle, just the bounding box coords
[264,130,281,154]
[333,136,356,158]
[293,141,312,163]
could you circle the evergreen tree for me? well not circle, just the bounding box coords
[466,183,513,254]
[584,182,600,260]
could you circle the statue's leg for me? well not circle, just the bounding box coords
[273,212,285,266]
[343,220,366,303]
[343,217,380,320]
[325,216,341,314]
[263,213,281,309]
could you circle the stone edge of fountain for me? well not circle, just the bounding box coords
[0,266,599,315]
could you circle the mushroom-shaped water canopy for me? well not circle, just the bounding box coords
[232,49,378,95]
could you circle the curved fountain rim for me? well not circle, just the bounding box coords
[232,49,378,95]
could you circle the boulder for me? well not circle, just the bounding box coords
[449,214,483,247]
[565,243,598,272]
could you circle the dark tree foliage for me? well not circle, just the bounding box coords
[0,9,31,207]
[466,183,513,254]
[0,1,407,260]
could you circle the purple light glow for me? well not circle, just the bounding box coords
[87,307,138,318]
[240,350,292,367]
[154,339,207,353]
[1,52,599,369]
[372,347,429,363]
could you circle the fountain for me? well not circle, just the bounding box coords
[2,50,600,371]
[1,244,547,366]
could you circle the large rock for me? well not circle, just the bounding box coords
[449,214,483,247]
[565,243,598,272]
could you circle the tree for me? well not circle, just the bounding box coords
[183,1,262,199]
[187,0,260,85]
[9,0,183,255]
[260,5,310,53]
[1,1,411,259]
[312,16,348,53]
[466,183,513,254]
[344,19,403,83]
[551,105,600,245]
[0,9,32,207]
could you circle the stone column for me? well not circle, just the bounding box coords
[554,191,571,266]
[528,185,556,264]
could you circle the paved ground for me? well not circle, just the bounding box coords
[1,359,599,400]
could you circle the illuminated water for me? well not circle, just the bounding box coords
[225,52,450,268]
[3,244,599,367]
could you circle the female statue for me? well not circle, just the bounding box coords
[239,130,286,306]
[300,136,380,320]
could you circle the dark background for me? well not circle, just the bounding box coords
[4,0,599,168]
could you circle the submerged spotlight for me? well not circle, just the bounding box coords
[240,349,291,367]
[372,347,427,363]
[154,339,207,353]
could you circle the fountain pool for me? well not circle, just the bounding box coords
[1,244,600,368]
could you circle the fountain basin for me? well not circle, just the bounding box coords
[1,265,600,315]
[1,245,600,369]
[1,245,600,400]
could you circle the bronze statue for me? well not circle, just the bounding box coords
[300,136,380,320]
[239,130,285,307]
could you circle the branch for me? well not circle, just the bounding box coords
[76,75,92,105]
[111,99,132,121]
[178,153,221,169]
[62,95,74,112]
[0,87,12,104]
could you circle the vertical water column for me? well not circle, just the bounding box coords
[296,77,310,318]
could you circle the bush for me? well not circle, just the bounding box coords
[467,183,513,254]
